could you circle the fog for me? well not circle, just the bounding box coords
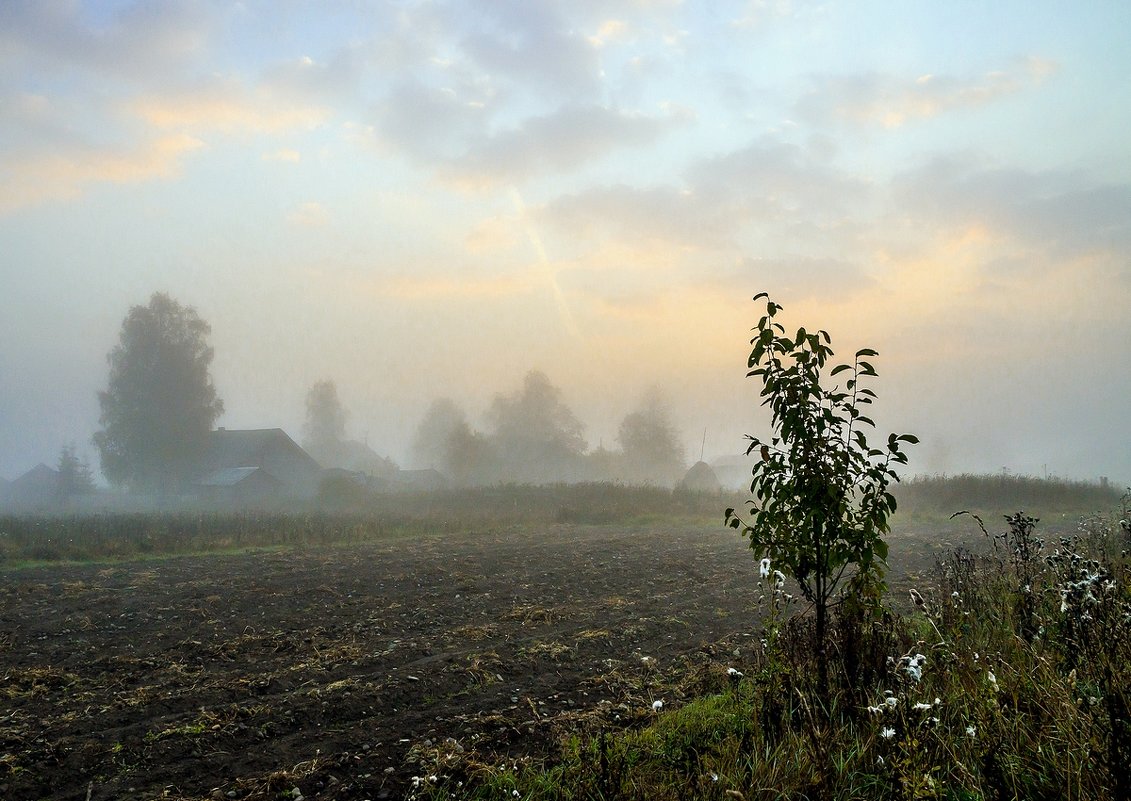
[2,2,1130,491]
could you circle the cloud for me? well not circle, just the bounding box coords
[730,0,818,29]
[726,256,875,301]
[798,58,1058,128]
[287,201,330,228]
[370,76,493,163]
[439,104,692,188]
[539,184,724,249]
[690,138,867,215]
[892,155,1131,268]
[537,137,867,250]
[371,71,688,186]
[0,1,211,81]
[458,1,603,99]
[131,78,329,135]
[0,133,203,213]
[588,19,630,47]
[263,148,301,163]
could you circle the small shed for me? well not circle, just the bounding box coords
[678,461,721,493]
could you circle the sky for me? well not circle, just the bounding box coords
[2,0,1129,484]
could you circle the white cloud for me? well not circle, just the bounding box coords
[798,58,1058,128]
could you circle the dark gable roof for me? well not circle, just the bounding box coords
[206,429,293,467]
[200,429,322,495]
[6,463,60,504]
[11,463,59,488]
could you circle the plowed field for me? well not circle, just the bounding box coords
[1,521,971,800]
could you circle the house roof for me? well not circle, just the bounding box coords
[198,428,322,496]
[207,428,289,465]
[11,463,59,487]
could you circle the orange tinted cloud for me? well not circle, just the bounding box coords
[0,134,203,213]
[131,85,328,134]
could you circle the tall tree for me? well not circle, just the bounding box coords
[409,397,469,470]
[617,390,686,486]
[93,293,224,493]
[56,444,95,501]
[486,370,586,482]
[303,379,348,466]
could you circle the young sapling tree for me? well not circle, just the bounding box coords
[726,293,917,690]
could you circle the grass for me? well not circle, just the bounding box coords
[893,473,1123,520]
[404,492,1131,800]
[1,474,1119,567]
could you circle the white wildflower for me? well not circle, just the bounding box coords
[966,725,976,737]
[727,667,744,677]
[913,702,933,711]
[987,671,997,689]
[652,699,663,711]
[902,653,926,682]
[773,570,787,589]
[884,696,898,708]
[866,705,883,715]
[759,557,771,578]
[710,772,719,782]
[880,726,896,740]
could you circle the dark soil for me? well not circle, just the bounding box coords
[0,520,978,800]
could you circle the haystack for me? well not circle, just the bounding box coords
[678,460,721,492]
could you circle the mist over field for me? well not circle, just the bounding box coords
[2,1,1129,490]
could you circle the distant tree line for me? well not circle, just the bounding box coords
[409,371,687,487]
[86,293,691,497]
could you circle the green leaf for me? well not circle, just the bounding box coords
[830,364,852,376]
